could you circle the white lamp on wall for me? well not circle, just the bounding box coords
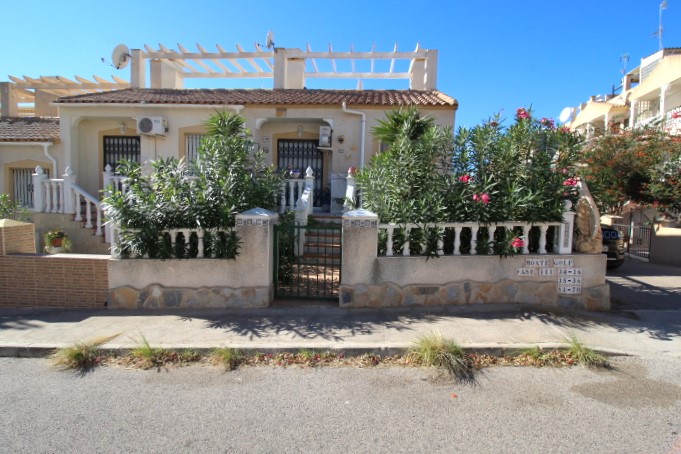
[119,122,127,134]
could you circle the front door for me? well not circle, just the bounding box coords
[103,136,141,170]
[277,139,324,208]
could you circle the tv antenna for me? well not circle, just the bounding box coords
[620,53,630,75]
[651,0,669,50]
[258,31,275,50]
[103,44,132,70]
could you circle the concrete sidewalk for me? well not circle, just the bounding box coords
[1,303,680,358]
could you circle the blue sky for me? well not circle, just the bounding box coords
[1,0,680,128]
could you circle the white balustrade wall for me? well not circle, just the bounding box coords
[32,165,107,240]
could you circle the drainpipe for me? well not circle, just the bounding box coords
[42,142,57,174]
[341,102,366,169]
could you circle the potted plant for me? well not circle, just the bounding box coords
[44,230,72,253]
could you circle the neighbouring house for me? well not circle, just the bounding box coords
[566,47,681,138]
[564,47,681,265]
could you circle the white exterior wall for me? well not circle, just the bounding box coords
[0,143,60,198]
[58,104,456,197]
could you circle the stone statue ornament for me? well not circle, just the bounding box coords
[573,178,602,254]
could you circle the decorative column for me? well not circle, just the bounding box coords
[31,166,48,212]
[557,200,576,255]
[344,167,356,212]
[340,209,379,306]
[630,99,638,128]
[235,208,280,307]
[660,84,670,122]
[62,166,76,214]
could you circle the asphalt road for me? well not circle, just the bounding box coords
[1,357,680,453]
[606,258,681,312]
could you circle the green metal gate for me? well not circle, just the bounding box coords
[274,223,341,300]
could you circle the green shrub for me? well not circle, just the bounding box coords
[104,111,283,259]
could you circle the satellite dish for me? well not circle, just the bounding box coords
[559,107,575,123]
[266,31,275,49]
[112,44,131,70]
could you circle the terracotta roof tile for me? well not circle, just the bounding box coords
[0,117,60,142]
[55,88,458,108]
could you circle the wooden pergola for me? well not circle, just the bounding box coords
[1,75,129,117]
[132,42,437,90]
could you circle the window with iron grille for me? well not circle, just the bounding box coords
[103,136,141,171]
[185,134,205,167]
[12,167,49,207]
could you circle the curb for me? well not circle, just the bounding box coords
[0,343,631,360]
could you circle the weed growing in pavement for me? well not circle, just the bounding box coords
[567,335,610,368]
[52,334,120,372]
[211,347,244,371]
[408,332,473,382]
[128,336,185,369]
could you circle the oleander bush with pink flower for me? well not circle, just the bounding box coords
[356,107,581,256]
[356,106,581,225]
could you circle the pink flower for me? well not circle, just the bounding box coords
[672,111,681,119]
[563,178,577,187]
[559,126,571,133]
[481,193,491,204]
[561,168,568,174]
[511,237,525,249]
[472,194,480,202]
[540,117,555,129]
[458,174,473,183]
[516,108,530,120]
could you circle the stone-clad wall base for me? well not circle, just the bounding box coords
[109,285,273,309]
[340,280,610,311]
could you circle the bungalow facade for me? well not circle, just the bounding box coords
[1,43,457,238]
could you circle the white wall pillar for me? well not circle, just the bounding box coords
[130,49,146,88]
[630,99,638,128]
[0,82,19,117]
[660,84,670,118]
[557,201,576,254]
[341,209,378,289]
[62,166,76,214]
[32,166,48,212]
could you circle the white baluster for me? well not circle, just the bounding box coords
[280,182,287,213]
[437,229,444,256]
[197,230,205,258]
[95,209,103,236]
[402,228,411,256]
[522,225,530,255]
[539,225,548,254]
[85,200,93,228]
[471,225,479,255]
[386,226,394,257]
[32,166,47,212]
[74,192,83,221]
[44,181,52,213]
[453,227,461,256]
[288,180,296,209]
[487,226,494,255]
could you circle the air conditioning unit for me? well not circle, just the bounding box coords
[136,116,168,136]
[319,126,332,148]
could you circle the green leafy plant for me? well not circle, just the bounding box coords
[44,230,72,253]
[211,347,244,371]
[580,126,681,219]
[356,107,581,257]
[130,336,172,369]
[52,334,120,371]
[0,193,25,220]
[104,111,283,259]
[566,335,609,368]
[408,331,473,382]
